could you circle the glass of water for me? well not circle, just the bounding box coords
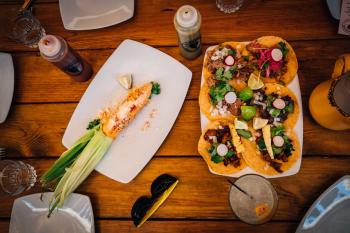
[5,9,46,48]
[216,0,244,13]
[0,160,37,196]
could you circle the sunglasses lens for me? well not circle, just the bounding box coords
[131,196,154,226]
[151,174,178,197]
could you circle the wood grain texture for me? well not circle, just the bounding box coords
[0,101,350,157]
[7,40,350,104]
[0,157,349,220]
[0,0,344,52]
[0,219,298,233]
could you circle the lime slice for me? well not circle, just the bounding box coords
[241,106,257,121]
[117,73,133,89]
[253,117,269,130]
[235,118,248,130]
[248,73,264,90]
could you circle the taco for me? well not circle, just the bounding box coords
[249,83,299,127]
[199,81,245,121]
[241,124,300,175]
[198,120,246,174]
[246,36,298,85]
[203,42,254,92]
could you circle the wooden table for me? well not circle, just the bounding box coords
[1,0,350,232]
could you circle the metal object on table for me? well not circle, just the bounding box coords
[0,160,37,196]
[296,175,350,233]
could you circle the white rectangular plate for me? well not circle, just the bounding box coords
[200,45,303,178]
[63,39,192,183]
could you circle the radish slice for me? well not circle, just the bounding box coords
[224,55,235,66]
[272,98,286,109]
[273,136,284,147]
[224,91,237,104]
[271,48,283,62]
[217,144,228,156]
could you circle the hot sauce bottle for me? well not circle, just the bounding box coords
[38,35,92,82]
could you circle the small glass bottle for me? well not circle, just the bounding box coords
[174,5,202,60]
[38,35,93,82]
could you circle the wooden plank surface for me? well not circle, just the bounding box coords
[0,219,298,233]
[8,40,350,104]
[1,0,350,232]
[1,101,350,157]
[1,157,349,220]
[0,0,344,52]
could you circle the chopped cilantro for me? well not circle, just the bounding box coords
[226,150,235,158]
[257,137,266,151]
[86,119,100,130]
[262,60,270,69]
[212,155,224,163]
[243,55,249,62]
[270,108,281,117]
[151,82,161,95]
[215,67,224,78]
[209,82,232,104]
[285,103,294,113]
[271,125,285,137]
[236,129,252,139]
[223,70,233,80]
[278,42,289,57]
[215,67,233,81]
[228,49,236,56]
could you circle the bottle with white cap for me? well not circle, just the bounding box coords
[38,35,92,82]
[174,5,202,60]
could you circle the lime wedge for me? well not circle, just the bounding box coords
[234,118,248,130]
[117,73,133,89]
[253,117,269,130]
[248,73,264,90]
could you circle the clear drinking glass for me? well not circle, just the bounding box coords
[216,0,244,13]
[229,174,278,224]
[0,160,37,196]
[5,10,46,48]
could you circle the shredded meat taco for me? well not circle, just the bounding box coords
[203,42,254,92]
[199,82,245,121]
[241,124,300,175]
[249,83,299,127]
[198,121,246,174]
[246,36,298,85]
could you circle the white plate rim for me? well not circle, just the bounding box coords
[200,45,303,179]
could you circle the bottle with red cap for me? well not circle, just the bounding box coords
[38,35,93,82]
[174,5,202,60]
